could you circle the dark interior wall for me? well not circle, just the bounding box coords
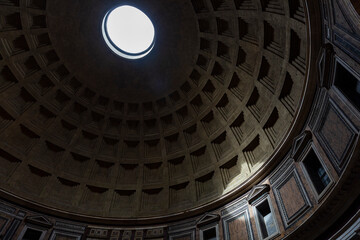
[0,0,359,239]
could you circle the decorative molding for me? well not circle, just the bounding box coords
[0,216,9,233]
[291,130,313,161]
[221,199,248,217]
[269,157,294,184]
[3,219,21,240]
[17,211,26,218]
[49,229,82,240]
[169,230,195,240]
[54,221,86,233]
[168,220,196,234]
[196,213,220,228]
[332,0,360,62]
[246,184,270,205]
[333,33,360,64]
[308,88,329,131]
[25,215,52,228]
[0,203,16,215]
[317,43,335,89]
[87,228,109,238]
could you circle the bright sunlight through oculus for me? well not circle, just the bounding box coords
[102,5,155,59]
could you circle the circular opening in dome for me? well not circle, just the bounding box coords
[102,5,155,59]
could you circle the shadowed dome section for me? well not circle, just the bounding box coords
[0,0,310,221]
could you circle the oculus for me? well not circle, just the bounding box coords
[102,5,155,59]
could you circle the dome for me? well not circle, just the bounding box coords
[0,0,310,220]
[0,0,359,238]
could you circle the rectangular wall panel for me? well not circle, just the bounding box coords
[315,97,358,173]
[272,165,312,229]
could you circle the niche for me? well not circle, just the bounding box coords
[18,226,47,240]
[203,228,217,240]
[334,60,360,111]
[197,213,220,240]
[22,228,43,239]
[253,197,279,239]
[300,145,333,201]
[350,0,360,15]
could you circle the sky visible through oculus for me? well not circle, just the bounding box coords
[106,5,155,54]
